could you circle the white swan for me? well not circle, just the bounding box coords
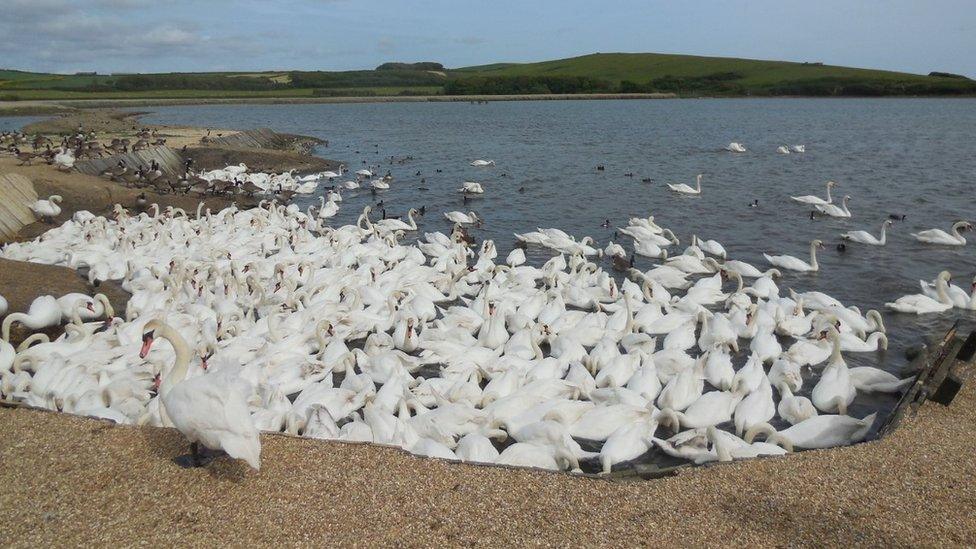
[667,174,702,195]
[791,181,835,206]
[841,219,891,246]
[745,412,877,450]
[470,160,495,167]
[726,142,746,153]
[458,182,485,194]
[811,328,856,415]
[790,145,805,153]
[140,319,261,469]
[776,145,791,155]
[764,239,824,272]
[31,195,63,221]
[815,195,852,218]
[2,295,61,341]
[911,221,971,246]
[886,271,953,314]
[445,211,480,225]
[920,274,976,310]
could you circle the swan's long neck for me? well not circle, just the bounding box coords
[951,223,967,242]
[935,275,950,304]
[156,323,192,395]
[878,222,888,245]
[695,175,702,192]
[809,242,819,270]
[825,183,832,203]
[828,329,843,366]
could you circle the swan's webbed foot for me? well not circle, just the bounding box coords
[176,442,221,468]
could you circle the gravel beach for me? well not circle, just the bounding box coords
[1,380,973,547]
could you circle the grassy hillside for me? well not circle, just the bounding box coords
[2,53,974,100]
[450,53,976,96]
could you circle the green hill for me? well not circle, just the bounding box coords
[448,52,976,96]
[2,52,974,100]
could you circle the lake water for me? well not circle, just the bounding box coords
[8,98,976,443]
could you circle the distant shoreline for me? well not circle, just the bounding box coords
[4,92,976,116]
[0,94,673,115]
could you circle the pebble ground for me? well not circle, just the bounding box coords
[1,380,974,546]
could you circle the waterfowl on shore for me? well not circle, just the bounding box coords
[140,319,261,469]
[30,195,63,222]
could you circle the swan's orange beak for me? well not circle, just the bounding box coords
[140,332,155,359]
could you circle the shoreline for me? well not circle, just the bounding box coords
[5,93,976,117]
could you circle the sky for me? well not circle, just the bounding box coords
[2,0,974,76]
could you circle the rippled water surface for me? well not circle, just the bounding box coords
[23,99,976,443]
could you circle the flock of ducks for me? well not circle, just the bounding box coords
[1,169,919,473]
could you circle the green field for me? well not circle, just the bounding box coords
[2,53,973,100]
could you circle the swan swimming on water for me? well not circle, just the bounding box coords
[815,195,852,218]
[910,221,971,246]
[763,240,824,272]
[470,159,495,167]
[841,219,892,246]
[725,142,747,153]
[667,174,703,195]
[886,271,953,314]
[791,181,836,206]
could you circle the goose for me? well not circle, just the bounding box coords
[667,174,703,195]
[910,221,971,246]
[725,142,746,153]
[920,274,976,310]
[31,195,63,222]
[791,181,836,206]
[745,412,877,451]
[811,327,856,415]
[815,195,852,218]
[886,271,953,314]
[445,211,480,225]
[840,219,891,246]
[470,160,495,167]
[139,319,261,469]
[764,239,824,272]
[2,295,62,341]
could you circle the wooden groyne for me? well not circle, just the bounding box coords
[74,146,185,179]
[0,173,38,241]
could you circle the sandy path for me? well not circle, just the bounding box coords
[0,380,973,546]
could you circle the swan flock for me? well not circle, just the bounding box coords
[0,179,919,475]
